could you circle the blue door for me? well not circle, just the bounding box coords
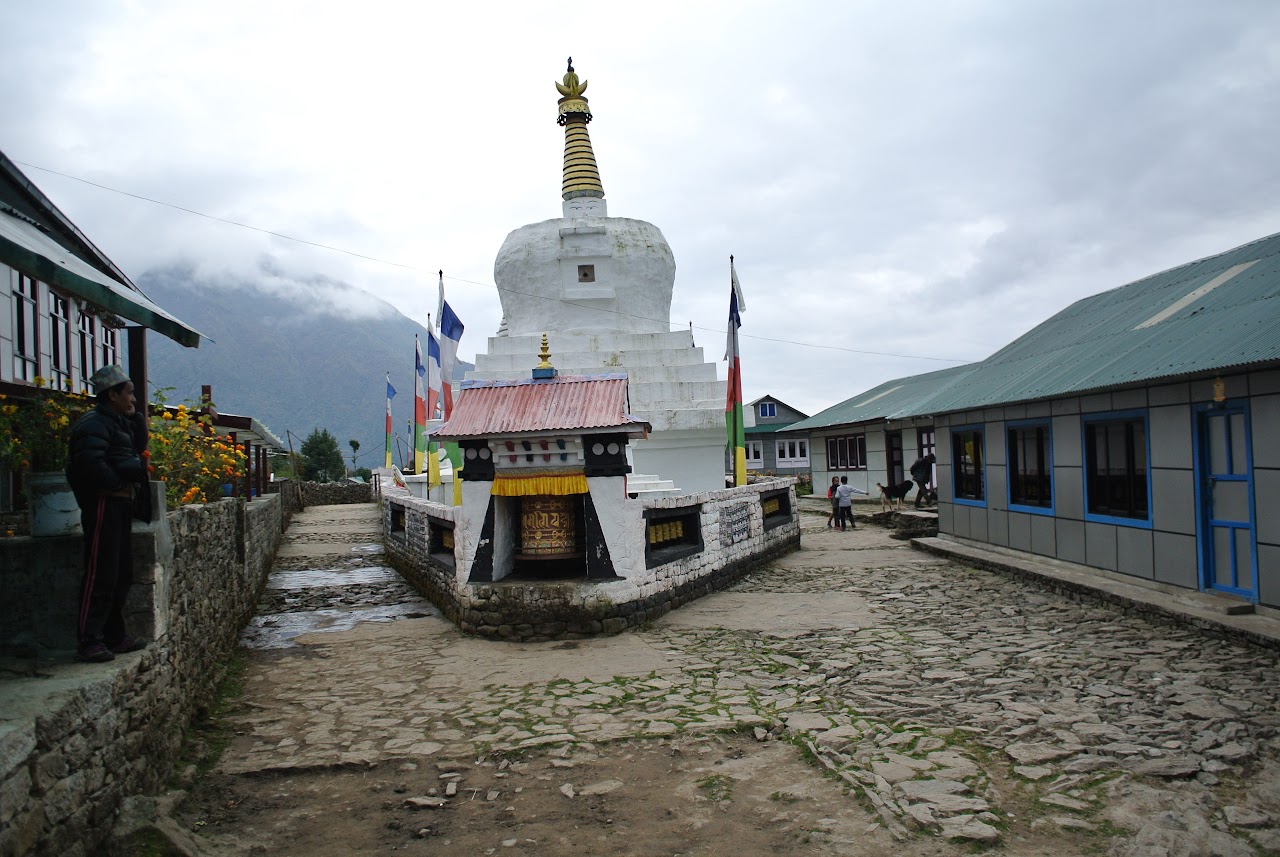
[1197,405,1258,600]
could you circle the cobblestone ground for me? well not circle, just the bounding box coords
[196,505,1280,856]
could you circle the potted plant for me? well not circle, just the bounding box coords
[0,380,93,536]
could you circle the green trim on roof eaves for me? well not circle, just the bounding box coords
[744,422,800,434]
[0,233,201,348]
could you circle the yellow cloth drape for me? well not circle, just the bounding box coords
[491,471,588,496]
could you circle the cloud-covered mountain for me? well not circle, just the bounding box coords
[139,264,471,473]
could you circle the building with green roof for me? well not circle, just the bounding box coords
[803,230,1280,609]
[726,394,811,478]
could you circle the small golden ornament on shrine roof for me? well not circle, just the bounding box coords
[536,333,554,370]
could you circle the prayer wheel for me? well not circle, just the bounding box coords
[520,495,577,557]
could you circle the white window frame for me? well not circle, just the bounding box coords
[13,273,39,382]
[758,402,776,418]
[48,290,73,391]
[78,312,97,393]
[745,440,764,466]
[100,323,119,368]
[775,438,809,468]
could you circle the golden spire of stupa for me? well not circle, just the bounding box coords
[556,57,604,201]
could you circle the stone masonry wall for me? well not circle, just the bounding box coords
[382,481,800,641]
[268,479,304,524]
[299,481,371,507]
[0,495,283,857]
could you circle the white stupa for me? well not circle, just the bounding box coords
[467,59,726,494]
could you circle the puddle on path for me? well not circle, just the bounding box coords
[349,543,384,554]
[240,601,441,649]
[266,567,399,590]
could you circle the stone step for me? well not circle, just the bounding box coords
[626,473,680,497]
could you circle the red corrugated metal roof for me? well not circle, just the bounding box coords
[438,374,648,438]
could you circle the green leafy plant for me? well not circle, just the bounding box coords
[0,378,92,472]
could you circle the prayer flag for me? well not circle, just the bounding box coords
[725,257,747,487]
[414,336,427,474]
[438,301,464,420]
[426,328,443,487]
[385,373,395,469]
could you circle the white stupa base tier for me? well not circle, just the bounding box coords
[468,330,727,493]
[629,429,728,495]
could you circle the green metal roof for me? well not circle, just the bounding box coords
[790,230,1280,431]
[923,231,1280,413]
[787,363,978,431]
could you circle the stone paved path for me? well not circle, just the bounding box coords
[213,503,1280,855]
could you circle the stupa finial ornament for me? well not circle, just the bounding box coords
[555,57,588,100]
[532,332,557,380]
[556,57,604,202]
[536,332,554,369]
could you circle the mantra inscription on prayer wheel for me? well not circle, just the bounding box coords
[520,495,577,557]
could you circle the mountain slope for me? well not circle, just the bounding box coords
[139,265,472,472]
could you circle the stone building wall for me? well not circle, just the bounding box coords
[383,480,800,641]
[0,494,283,857]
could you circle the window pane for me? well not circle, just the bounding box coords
[1085,418,1148,518]
[1229,413,1247,475]
[1214,528,1233,587]
[1235,528,1253,587]
[953,430,985,500]
[1208,414,1228,473]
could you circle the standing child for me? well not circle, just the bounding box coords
[826,476,840,529]
[836,476,868,531]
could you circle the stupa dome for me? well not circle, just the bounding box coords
[493,59,676,336]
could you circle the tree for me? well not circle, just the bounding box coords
[348,438,360,470]
[299,428,346,482]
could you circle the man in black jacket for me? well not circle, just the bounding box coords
[66,365,149,662]
[910,452,936,509]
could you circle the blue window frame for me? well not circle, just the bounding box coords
[1083,410,1151,528]
[1007,420,1053,514]
[759,402,776,418]
[951,425,986,506]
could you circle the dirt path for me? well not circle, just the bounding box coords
[166,504,1280,856]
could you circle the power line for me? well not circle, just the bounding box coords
[17,159,972,364]
[15,160,415,269]
[446,273,968,363]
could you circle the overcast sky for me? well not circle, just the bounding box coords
[4,1,1280,417]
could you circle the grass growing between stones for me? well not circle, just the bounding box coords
[173,647,250,781]
[697,773,735,802]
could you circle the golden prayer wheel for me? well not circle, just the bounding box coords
[520,495,577,557]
